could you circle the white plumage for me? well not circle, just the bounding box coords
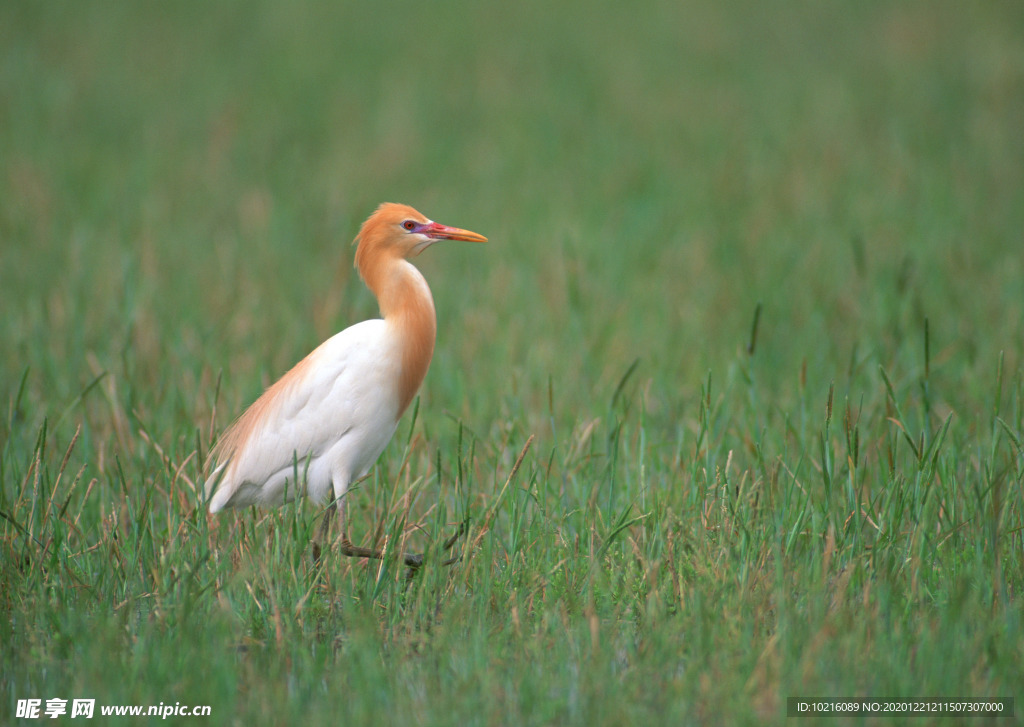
[207,320,401,512]
[204,203,486,566]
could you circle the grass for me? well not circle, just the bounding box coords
[2,0,1023,724]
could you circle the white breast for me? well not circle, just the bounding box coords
[206,319,404,511]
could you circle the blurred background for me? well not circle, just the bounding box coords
[3,2,1023,721]
[2,0,1022,451]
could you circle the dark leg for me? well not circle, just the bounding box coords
[313,490,467,571]
[438,521,468,566]
[311,506,334,567]
[339,538,425,569]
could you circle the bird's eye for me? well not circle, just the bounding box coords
[402,220,417,231]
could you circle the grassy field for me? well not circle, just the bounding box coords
[2,1,1023,724]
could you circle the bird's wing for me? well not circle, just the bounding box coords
[205,319,401,511]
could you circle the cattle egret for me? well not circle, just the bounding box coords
[205,202,486,568]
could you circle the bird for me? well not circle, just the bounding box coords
[204,202,487,568]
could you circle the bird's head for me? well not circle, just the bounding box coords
[354,203,487,264]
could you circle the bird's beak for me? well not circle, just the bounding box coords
[422,221,488,243]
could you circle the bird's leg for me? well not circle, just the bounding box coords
[313,509,464,569]
[338,510,468,571]
[311,506,334,567]
[316,485,465,571]
[338,521,468,570]
[339,536,425,569]
[437,521,469,566]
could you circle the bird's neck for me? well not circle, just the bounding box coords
[365,257,437,416]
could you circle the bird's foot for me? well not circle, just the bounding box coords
[437,521,468,567]
[334,520,469,576]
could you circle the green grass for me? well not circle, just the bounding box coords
[3,1,1023,724]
